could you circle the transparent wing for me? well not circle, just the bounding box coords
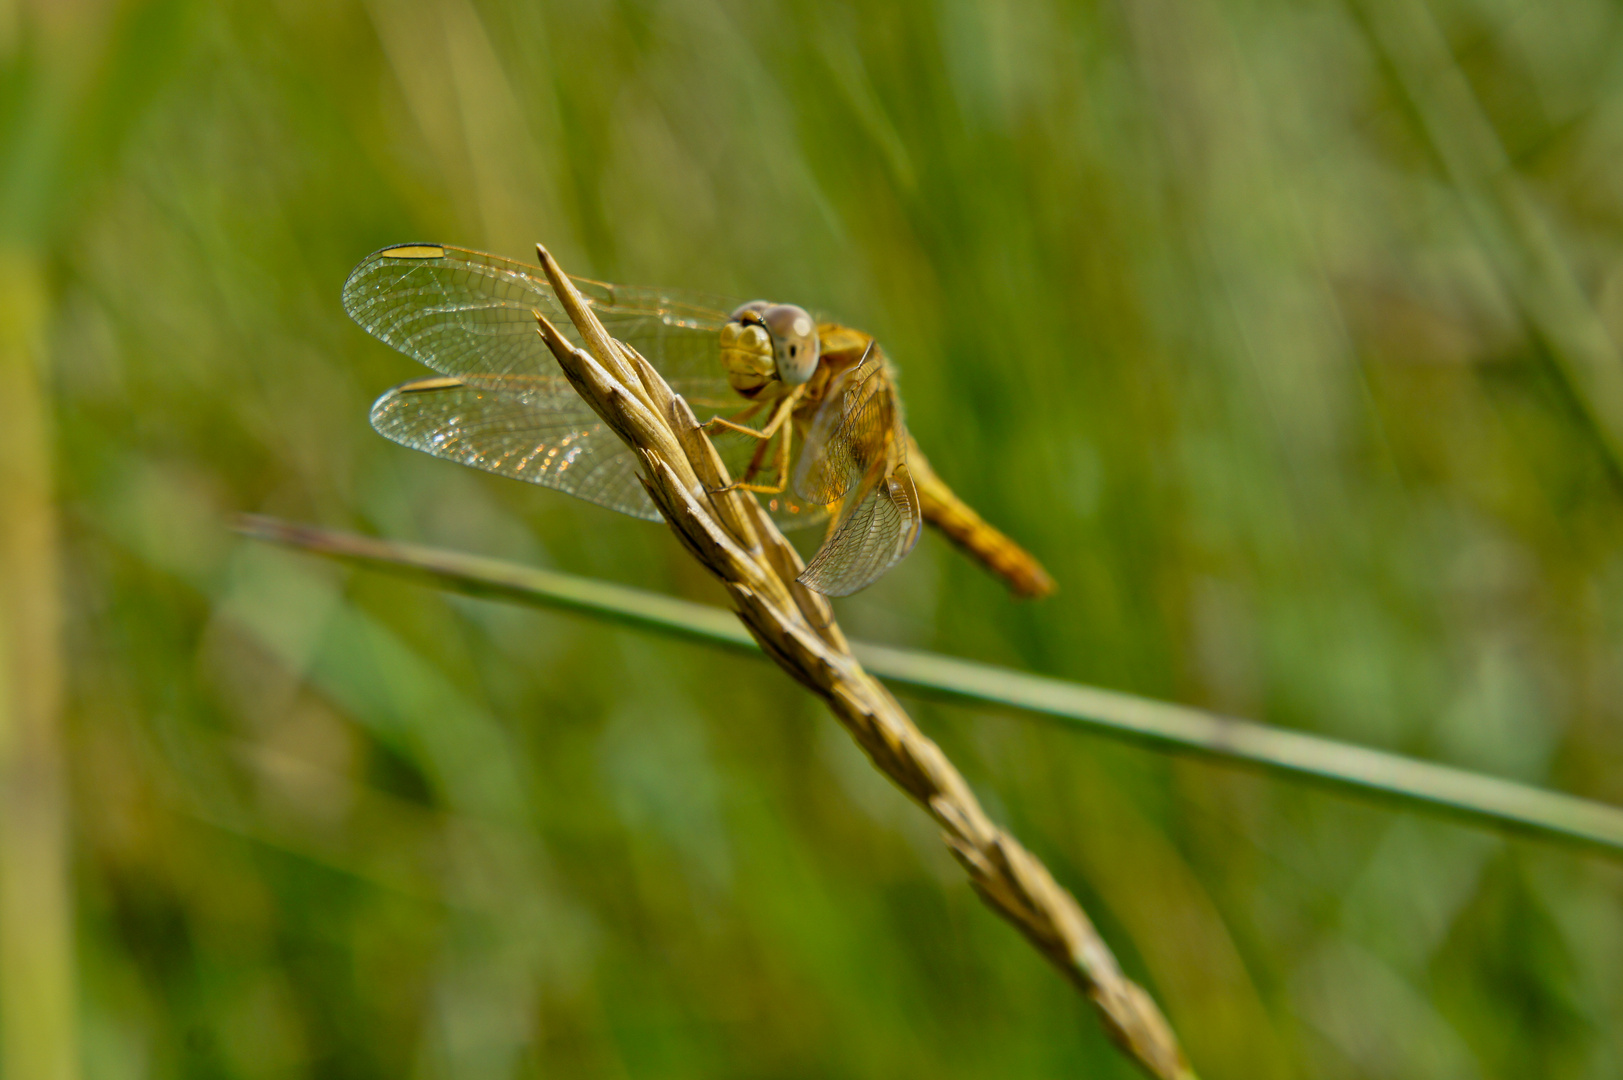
[347,242,828,529]
[342,242,738,409]
[370,375,658,521]
[704,421,830,533]
[790,343,922,593]
[793,344,890,506]
[762,493,831,532]
[797,462,922,596]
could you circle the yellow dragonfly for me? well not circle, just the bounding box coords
[344,243,1054,598]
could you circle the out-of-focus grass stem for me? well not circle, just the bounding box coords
[237,517,1623,860]
[0,253,77,1080]
[1350,0,1623,470]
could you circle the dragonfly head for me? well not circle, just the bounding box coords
[729,301,820,386]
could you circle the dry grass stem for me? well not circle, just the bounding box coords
[530,244,1196,1080]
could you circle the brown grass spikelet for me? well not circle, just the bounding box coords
[529,243,1196,1080]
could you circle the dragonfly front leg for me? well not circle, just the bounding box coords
[703,385,800,442]
[704,387,804,495]
[723,419,796,495]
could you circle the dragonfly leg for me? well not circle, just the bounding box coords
[740,431,776,484]
[703,386,801,442]
[707,387,804,495]
[703,401,764,434]
[721,418,794,495]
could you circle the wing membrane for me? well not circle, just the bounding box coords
[793,344,889,505]
[791,344,922,593]
[798,462,922,596]
[704,420,830,533]
[370,375,658,520]
[349,243,840,536]
[343,243,736,408]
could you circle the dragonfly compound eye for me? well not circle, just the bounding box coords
[760,304,820,385]
[719,306,777,397]
[729,300,771,321]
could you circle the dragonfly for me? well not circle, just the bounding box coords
[343,243,1055,598]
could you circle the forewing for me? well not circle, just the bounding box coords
[342,243,736,408]
[797,462,922,596]
[370,375,659,521]
[348,243,837,529]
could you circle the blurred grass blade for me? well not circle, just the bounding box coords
[236,515,1623,860]
[1349,0,1623,470]
[0,257,77,1080]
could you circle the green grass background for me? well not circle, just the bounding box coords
[5,0,1623,1076]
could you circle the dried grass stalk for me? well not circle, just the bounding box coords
[530,244,1196,1080]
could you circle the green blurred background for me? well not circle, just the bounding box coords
[3,0,1622,1076]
